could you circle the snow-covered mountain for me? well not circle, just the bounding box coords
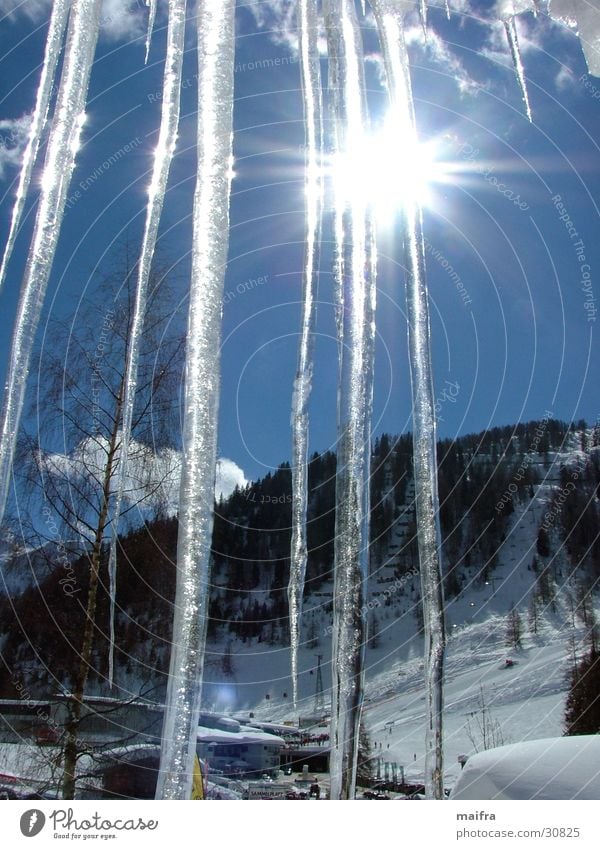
[0,419,598,791]
[197,425,599,788]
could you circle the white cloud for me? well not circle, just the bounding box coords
[494,0,537,19]
[478,8,552,76]
[554,63,577,90]
[405,23,482,95]
[244,0,299,54]
[247,2,480,96]
[42,435,247,523]
[0,0,146,42]
[246,0,295,33]
[215,458,248,501]
[0,114,32,180]
[0,0,51,20]
[100,0,146,42]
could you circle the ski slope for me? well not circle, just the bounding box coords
[202,442,596,791]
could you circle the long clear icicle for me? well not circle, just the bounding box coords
[155,0,236,800]
[370,0,446,799]
[324,6,345,367]
[0,0,71,293]
[419,0,428,34]
[145,0,158,63]
[0,0,101,529]
[504,17,533,122]
[324,0,374,801]
[288,0,323,713]
[106,0,186,689]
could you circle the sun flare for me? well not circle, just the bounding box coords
[329,115,443,223]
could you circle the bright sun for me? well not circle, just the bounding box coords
[330,115,442,223]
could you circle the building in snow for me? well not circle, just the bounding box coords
[196,713,285,778]
[0,695,163,747]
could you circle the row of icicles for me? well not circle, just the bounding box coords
[0,0,566,799]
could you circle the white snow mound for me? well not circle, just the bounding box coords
[451,735,600,799]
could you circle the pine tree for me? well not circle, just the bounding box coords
[306,618,319,649]
[369,611,381,649]
[528,593,539,635]
[537,527,551,557]
[564,648,600,735]
[506,605,523,649]
[221,641,235,676]
[356,720,374,788]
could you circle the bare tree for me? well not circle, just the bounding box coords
[13,241,184,798]
[465,686,506,753]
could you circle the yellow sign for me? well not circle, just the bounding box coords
[191,754,204,800]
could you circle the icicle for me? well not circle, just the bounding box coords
[370,0,446,799]
[155,0,236,801]
[288,0,324,712]
[323,0,375,802]
[547,0,600,76]
[419,0,428,35]
[504,17,533,122]
[445,0,451,20]
[0,0,102,530]
[323,8,345,367]
[106,0,187,688]
[0,0,71,293]
[145,0,158,63]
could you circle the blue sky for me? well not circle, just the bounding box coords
[0,0,598,486]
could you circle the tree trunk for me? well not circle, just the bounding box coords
[60,384,123,799]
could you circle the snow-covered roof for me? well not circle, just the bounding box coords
[53,694,163,710]
[451,736,600,800]
[95,744,162,763]
[234,718,301,736]
[197,724,285,747]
